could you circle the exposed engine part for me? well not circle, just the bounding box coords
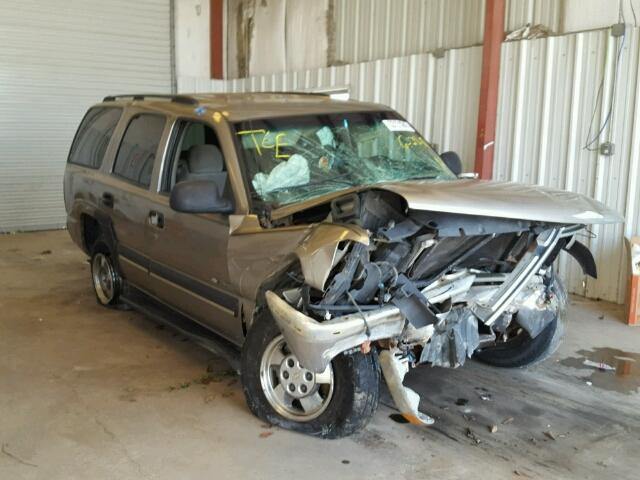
[323,243,368,304]
[419,308,480,368]
[379,349,434,426]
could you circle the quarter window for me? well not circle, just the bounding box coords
[68,107,122,168]
[113,114,166,187]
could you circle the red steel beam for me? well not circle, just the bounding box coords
[474,0,506,179]
[210,0,224,79]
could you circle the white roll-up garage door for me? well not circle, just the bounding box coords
[0,0,173,231]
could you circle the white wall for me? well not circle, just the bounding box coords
[175,0,210,78]
[564,0,640,32]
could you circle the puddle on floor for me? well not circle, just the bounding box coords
[560,348,640,394]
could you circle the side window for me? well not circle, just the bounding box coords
[162,121,230,200]
[68,107,122,168]
[113,114,166,187]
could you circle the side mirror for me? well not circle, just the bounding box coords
[170,180,233,214]
[440,151,462,176]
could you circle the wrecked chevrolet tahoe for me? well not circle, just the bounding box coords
[64,93,623,438]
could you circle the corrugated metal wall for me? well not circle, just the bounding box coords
[179,45,483,171]
[495,28,639,303]
[0,0,173,232]
[333,0,562,65]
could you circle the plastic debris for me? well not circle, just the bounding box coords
[583,359,616,371]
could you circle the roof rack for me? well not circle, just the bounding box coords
[102,94,198,105]
[253,91,329,97]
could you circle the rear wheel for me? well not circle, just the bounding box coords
[90,237,122,307]
[240,311,380,438]
[474,277,566,368]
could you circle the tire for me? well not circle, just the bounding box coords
[474,277,566,369]
[90,236,122,307]
[240,311,380,438]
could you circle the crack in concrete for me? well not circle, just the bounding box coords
[1,443,37,468]
[93,418,150,479]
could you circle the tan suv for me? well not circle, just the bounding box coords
[64,93,621,438]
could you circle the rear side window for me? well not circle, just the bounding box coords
[68,107,122,168]
[113,114,166,187]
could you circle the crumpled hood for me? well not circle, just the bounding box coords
[378,179,623,225]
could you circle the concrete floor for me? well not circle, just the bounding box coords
[1,230,639,480]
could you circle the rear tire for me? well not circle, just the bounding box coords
[90,236,122,307]
[474,277,566,368]
[240,311,380,438]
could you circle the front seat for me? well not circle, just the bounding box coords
[178,144,228,197]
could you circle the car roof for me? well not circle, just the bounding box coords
[98,92,393,122]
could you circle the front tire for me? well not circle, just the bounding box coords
[240,311,380,438]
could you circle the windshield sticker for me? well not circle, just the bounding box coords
[382,119,415,132]
[397,134,428,150]
[237,129,291,159]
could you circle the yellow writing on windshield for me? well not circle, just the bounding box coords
[397,134,428,150]
[237,129,290,159]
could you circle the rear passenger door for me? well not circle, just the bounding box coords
[144,119,242,344]
[106,113,168,291]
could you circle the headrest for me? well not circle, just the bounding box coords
[187,145,223,173]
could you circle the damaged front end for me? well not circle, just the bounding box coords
[264,191,594,425]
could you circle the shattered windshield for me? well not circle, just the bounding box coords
[233,111,456,207]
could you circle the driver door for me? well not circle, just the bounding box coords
[145,119,242,344]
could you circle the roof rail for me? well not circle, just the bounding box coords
[254,91,329,97]
[102,94,198,105]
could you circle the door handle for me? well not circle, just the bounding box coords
[148,210,164,229]
[101,192,114,209]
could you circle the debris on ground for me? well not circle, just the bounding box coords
[341,460,350,465]
[40,249,52,255]
[502,416,514,425]
[489,425,498,433]
[543,431,557,441]
[455,398,469,406]
[583,359,616,371]
[466,428,481,444]
[259,431,273,438]
[474,387,492,401]
[462,413,476,422]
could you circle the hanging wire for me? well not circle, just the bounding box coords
[630,0,638,27]
[583,24,626,151]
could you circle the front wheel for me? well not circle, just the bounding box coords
[474,277,567,368]
[240,311,380,438]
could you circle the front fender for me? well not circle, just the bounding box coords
[295,223,370,291]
